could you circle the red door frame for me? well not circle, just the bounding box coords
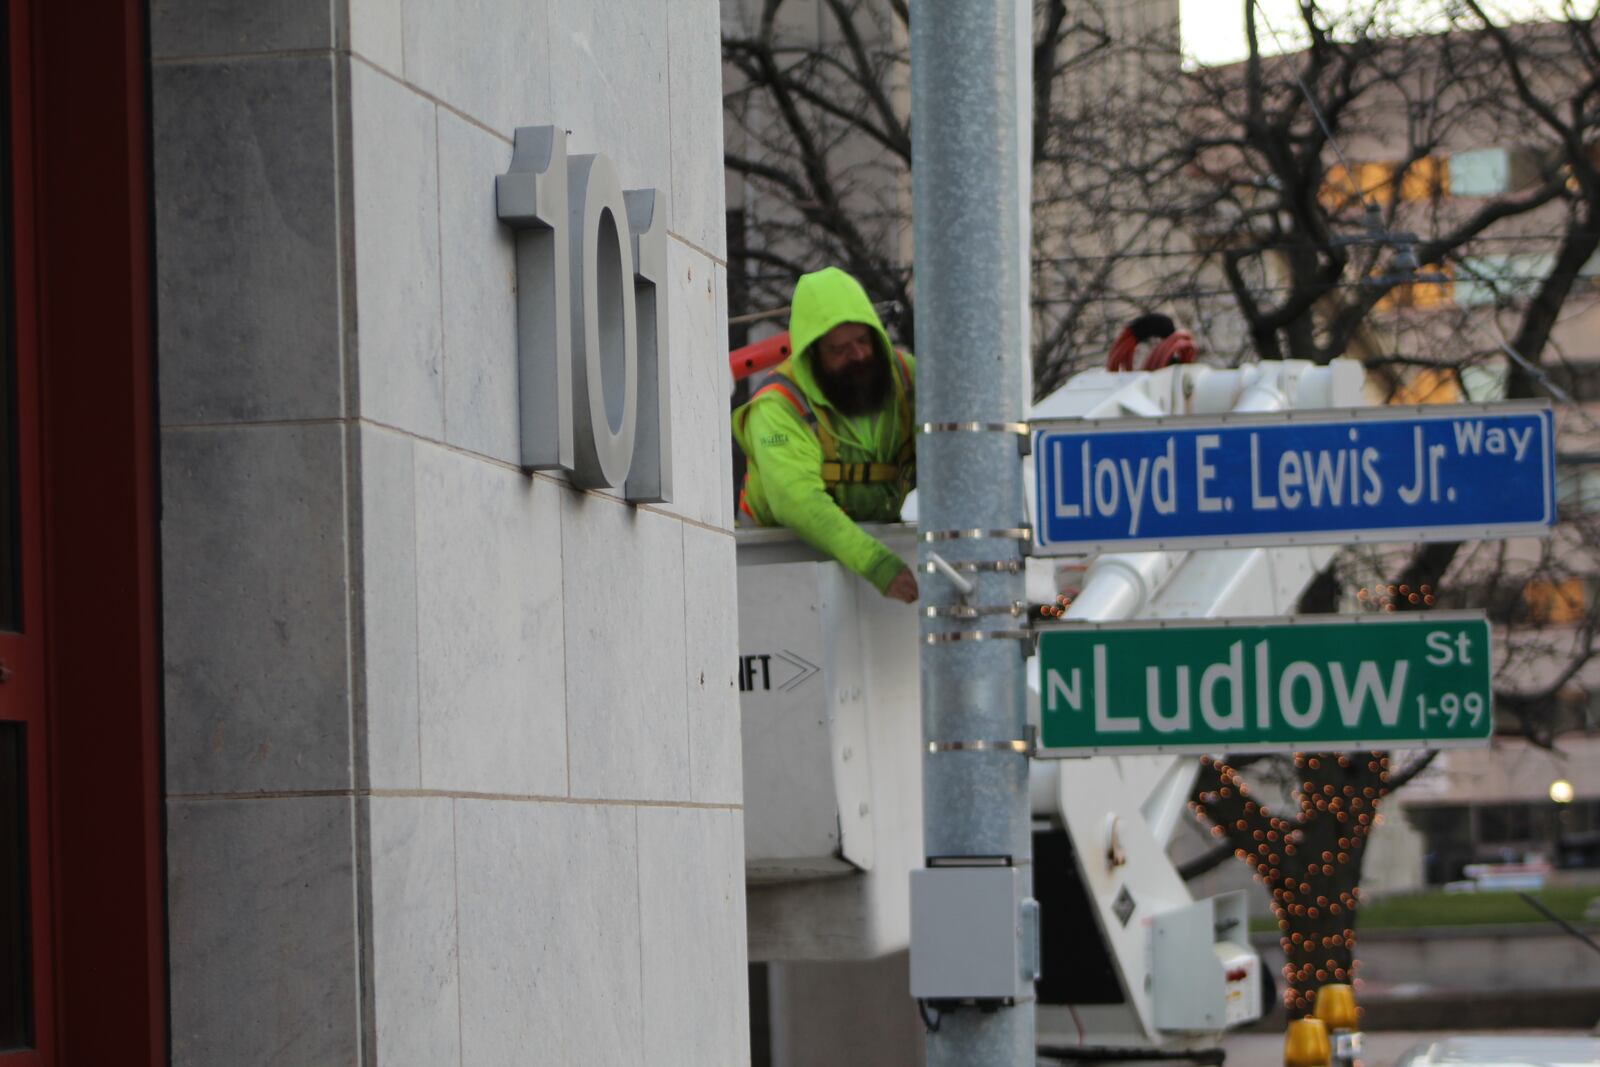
[7,0,165,1063]
[1,0,55,1060]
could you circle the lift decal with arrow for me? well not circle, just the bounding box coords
[738,650,821,693]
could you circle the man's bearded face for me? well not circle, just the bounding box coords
[812,322,890,416]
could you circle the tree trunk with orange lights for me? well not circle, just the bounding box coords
[1191,751,1392,1018]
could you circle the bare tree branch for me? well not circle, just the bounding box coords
[822,0,911,160]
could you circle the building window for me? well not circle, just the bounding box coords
[1321,156,1447,210]
[1455,252,1557,308]
[1475,803,1535,846]
[1558,464,1600,514]
[1449,148,1511,197]
[1389,367,1463,405]
[1523,578,1588,626]
[1448,147,1543,198]
[1412,799,1600,883]
[1326,162,1401,207]
[1376,261,1453,311]
[1400,155,1448,201]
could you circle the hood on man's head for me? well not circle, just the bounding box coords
[788,267,893,370]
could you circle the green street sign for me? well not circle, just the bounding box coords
[1036,613,1493,756]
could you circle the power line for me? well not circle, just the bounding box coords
[739,268,1594,299]
[1031,272,1595,303]
[1250,0,1362,191]
[1027,232,1600,266]
[735,237,1600,278]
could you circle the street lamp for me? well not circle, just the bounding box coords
[1550,779,1575,804]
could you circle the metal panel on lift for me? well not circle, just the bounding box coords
[739,559,874,879]
[740,525,924,961]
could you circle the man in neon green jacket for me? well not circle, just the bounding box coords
[733,267,919,603]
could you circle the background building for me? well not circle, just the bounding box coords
[723,19,1600,1047]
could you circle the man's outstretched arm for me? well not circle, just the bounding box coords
[744,400,915,600]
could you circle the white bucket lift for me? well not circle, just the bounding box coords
[740,524,922,960]
[737,358,1367,1050]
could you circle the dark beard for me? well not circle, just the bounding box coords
[814,348,891,416]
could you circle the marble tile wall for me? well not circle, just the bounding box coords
[154,0,746,1061]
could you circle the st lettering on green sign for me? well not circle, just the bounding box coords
[1037,613,1493,755]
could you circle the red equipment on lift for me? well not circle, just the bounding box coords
[730,332,793,381]
[1106,313,1197,372]
[730,309,1189,379]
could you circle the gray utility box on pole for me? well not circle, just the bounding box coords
[1151,892,1260,1032]
[910,865,1039,1003]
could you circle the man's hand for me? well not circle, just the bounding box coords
[884,566,919,604]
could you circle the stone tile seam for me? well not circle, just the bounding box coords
[553,404,576,803]
[340,417,371,810]
[408,431,425,791]
[333,50,360,446]
[632,806,647,1062]
[152,47,401,80]
[331,2,352,59]
[166,788,741,810]
[151,47,337,66]
[151,51,728,264]
[681,523,698,804]
[450,797,465,1065]
[346,54,728,268]
[347,762,377,1064]
[152,48,501,169]
[397,5,408,81]
[432,101,450,449]
[560,468,573,797]
[348,52,507,151]
[162,416,353,433]
[162,418,735,538]
[668,231,728,269]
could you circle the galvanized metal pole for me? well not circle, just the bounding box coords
[911,0,1033,1063]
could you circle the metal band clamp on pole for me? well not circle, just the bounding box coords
[923,629,1033,645]
[918,559,1024,575]
[921,420,1032,455]
[921,527,1032,543]
[927,739,1030,754]
[922,602,1027,619]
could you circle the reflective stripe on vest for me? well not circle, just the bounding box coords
[750,354,914,493]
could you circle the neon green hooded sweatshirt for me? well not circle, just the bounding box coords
[732,267,916,594]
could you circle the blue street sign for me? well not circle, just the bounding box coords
[1032,402,1556,554]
